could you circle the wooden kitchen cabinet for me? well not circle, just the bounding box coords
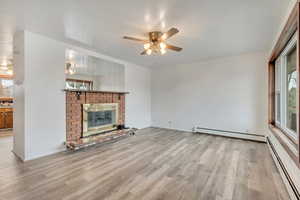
[0,110,5,129]
[5,110,13,128]
[0,108,13,129]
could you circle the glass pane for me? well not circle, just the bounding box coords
[286,46,297,132]
[276,92,281,122]
[88,110,116,128]
[275,59,281,123]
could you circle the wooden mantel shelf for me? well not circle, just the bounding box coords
[63,89,129,94]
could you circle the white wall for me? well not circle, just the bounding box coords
[151,52,268,135]
[269,0,297,56]
[13,31,25,160]
[14,31,66,160]
[25,32,66,160]
[14,31,151,161]
[125,63,151,128]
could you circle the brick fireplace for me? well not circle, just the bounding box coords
[65,90,127,143]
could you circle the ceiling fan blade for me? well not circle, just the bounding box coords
[161,28,179,40]
[166,44,182,51]
[123,36,148,43]
[140,50,147,55]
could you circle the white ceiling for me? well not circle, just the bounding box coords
[0,0,291,67]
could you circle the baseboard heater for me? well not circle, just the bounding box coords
[267,137,300,200]
[193,126,266,142]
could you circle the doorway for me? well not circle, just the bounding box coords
[0,74,14,162]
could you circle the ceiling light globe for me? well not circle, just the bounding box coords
[160,48,166,55]
[146,49,152,55]
[144,43,151,50]
[160,42,167,49]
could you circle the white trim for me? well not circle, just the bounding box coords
[193,127,266,142]
[271,126,299,156]
[150,126,192,133]
[12,150,25,162]
[151,126,266,142]
[267,132,300,200]
[267,138,298,200]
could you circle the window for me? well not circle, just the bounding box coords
[0,78,13,97]
[275,58,281,124]
[274,34,298,139]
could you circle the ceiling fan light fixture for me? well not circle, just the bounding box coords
[123,27,182,55]
[146,49,152,55]
[144,43,151,50]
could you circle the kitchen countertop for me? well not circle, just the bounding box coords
[0,106,13,109]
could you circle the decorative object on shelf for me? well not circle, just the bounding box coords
[65,78,93,91]
[123,27,183,55]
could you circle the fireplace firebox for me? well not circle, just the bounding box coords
[82,103,119,137]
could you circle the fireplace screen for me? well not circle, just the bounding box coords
[82,103,118,137]
[88,110,116,128]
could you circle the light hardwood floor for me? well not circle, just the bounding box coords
[0,135,16,165]
[0,128,289,200]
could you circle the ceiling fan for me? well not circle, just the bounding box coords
[123,27,182,55]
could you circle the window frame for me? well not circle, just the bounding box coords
[275,58,281,126]
[275,34,298,140]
